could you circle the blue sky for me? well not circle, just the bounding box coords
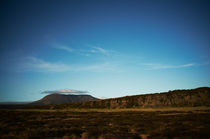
[0,0,210,102]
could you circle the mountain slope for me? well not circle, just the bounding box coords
[31,94,98,105]
[54,87,210,109]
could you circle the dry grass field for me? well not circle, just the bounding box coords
[0,107,210,139]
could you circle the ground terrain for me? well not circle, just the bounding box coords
[0,107,210,139]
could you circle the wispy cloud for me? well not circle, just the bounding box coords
[78,46,111,56]
[21,57,71,72]
[54,45,73,52]
[41,89,88,94]
[20,57,116,72]
[53,43,111,56]
[144,63,196,70]
[89,46,109,55]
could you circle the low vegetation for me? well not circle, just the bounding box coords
[0,108,210,139]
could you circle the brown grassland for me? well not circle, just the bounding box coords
[0,107,210,139]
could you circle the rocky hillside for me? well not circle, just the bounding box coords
[30,94,98,105]
[54,87,210,109]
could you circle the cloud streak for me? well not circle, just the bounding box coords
[54,45,73,52]
[20,57,116,72]
[53,44,110,56]
[21,57,71,72]
[144,63,196,70]
[89,46,109,55]
[41,89,88,94]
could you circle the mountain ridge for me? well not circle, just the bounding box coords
[52,87,210,109]
[30,94,98,105]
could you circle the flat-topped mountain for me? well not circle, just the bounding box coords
[53,87,210,109]
[30,94,98,105]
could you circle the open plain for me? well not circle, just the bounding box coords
[0,107,210,139]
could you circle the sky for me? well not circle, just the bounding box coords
[0,0,210,102]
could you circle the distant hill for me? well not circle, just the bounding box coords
[30,94,98,105]
[53,87,210,109]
